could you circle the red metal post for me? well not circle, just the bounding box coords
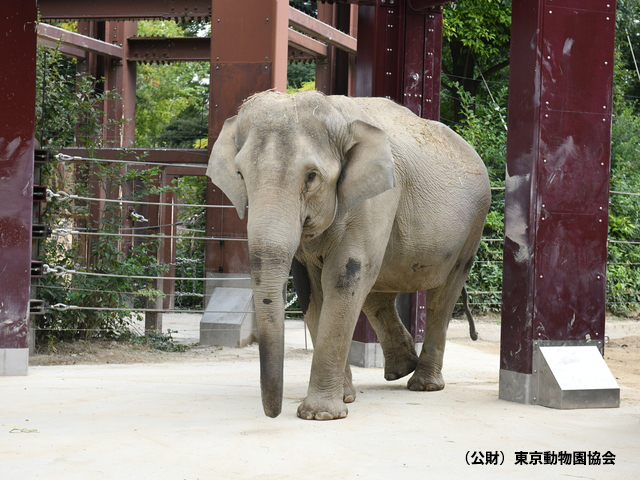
[144,167,164,331]
[0,0,37,375]
[104,21,137,148]
[500,0,616,403]
[351,0,444,354]
[206,0,289,277]
[316,3,355,96]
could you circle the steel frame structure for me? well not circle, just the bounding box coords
[1,0,619,402]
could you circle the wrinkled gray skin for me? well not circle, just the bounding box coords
[207,91,490,420]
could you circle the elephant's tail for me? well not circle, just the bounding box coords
[461,286,478,341]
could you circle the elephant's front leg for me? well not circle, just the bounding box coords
[297,257,375,420]
[299,262,357,404]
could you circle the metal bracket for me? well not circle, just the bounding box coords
[29,299,46,315]
[31,261,44,278]
[32,224,52,239]
[34,149,54,164]
[32,185,47,203]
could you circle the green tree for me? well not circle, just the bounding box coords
[606,2,640,314]
[441,0,512,124]
[287,62,316,91]
[616,0,640,109]
[135,21,210,147]
[159,102,208,148]
[290,0,317,17]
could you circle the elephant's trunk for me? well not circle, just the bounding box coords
[247,207,301,418]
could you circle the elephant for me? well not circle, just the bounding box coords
[207,90,491,420]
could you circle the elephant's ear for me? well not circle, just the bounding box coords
[206,116,248,219]
[338,120,397,212]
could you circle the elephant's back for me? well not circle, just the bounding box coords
[335,96,485,173]
[329,94,490,206]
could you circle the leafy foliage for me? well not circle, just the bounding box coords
[135,21,210,148]
[35,42,174,344]
[453,85,507,313]
[159,104,208,148]
[170,176,208,310]
[290,0,317,17]
[123,329,188,352]
[616,0,640,109]
[36,50,123,151]
[287,62,316,91]
[441,0,511,124]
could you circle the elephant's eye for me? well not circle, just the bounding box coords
[236,171,244,180]
[307,172,317,182]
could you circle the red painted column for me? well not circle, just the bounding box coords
[351,0,445,361]
[500,0,616,403]
[0,1,37,375]
[316,3,356,96]
[205,0,289,277]
[104,20,137,148]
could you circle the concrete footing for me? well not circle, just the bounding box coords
[348,341,423,368]
[500,341,620,409]
[200,287,257,348]
[0,348,28,376]
[348,341,384,368]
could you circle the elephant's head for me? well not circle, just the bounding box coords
[206,91,396,417]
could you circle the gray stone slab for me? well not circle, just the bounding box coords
[348,341,384,368]
[200,287,257,347]
[0,348,28,376]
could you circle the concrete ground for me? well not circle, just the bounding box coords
[2,317,639,480]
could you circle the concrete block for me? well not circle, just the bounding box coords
[0,348,29,376]
[348,341,422,369]
[348,341,384,368]
[204,274,252,309]
[200,287,257,347]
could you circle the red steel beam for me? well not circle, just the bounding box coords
[288,29,329,58]
[104,21,138,147]
[38,37,86,58]
[288,47,317,63]
[38,0,212,21]
[288,6,357,55]
[128,34,330,64]
[165,165,207,176]
[37,23,123,59]
[128,36,211,62]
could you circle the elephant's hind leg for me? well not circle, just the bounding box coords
[363,292,418,381]
[407,262,470,392]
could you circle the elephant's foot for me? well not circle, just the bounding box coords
[343,364,356,403]
[297,396,348,420]
[384,348,418,381]
[407,368,445,392]
[344,379,356,403]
